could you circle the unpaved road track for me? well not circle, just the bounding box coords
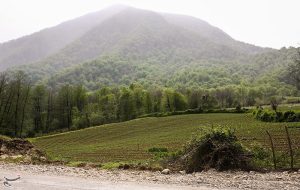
[0,169,211,190]
[0,163,299,190]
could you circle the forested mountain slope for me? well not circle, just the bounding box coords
[2,6,271,79]
[2,5,298,95]
[45,47,298,91]
[32,7,266,69]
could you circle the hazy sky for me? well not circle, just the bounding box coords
[0,0,299,49]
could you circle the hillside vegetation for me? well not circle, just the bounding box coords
[3,6,271,82]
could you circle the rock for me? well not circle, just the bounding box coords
[249,171,255,174]
[0,154,8,159]
[11,155,23,159]
[40,156,47,162]
[161,169,170,175]
[23,155,32,163]
[0,144,8,152]
[282,171,288,175]
[179,170,186,175]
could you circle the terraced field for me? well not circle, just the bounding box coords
[31,113,300,165]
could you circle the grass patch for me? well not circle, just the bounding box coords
[0,135,11,140]
[101,162,123,170]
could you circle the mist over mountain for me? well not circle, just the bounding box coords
[0,5,126,70]
[0,6,267,70]
[1,5,297,92]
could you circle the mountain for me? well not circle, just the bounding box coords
[0,6,267,72]
[4,5,296,92]
[30,8,260,71]
[0,5,126,70]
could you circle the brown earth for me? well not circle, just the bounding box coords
[0,138,47,163]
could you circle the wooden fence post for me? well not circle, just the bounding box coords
[285,126,294,170]
[266,130,277,169]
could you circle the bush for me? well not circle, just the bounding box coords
[170,128,251,173]
[275,111,284,122]
[139,107,247,119]
[283,111,295,121]
[254,109,299,122]
[148,147,168,153]
[73,116,89,129]
[296,113,300,122]
[250,145,272,168]
[89,113,104,126]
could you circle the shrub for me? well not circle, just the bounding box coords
[250,145,272,168]
[73,116,89,129]
[260,111,275,122]
[254,109,299,122]
[148,147,168,153]
[89,113,104,126]
[296,113,300,122]
[170,128,251,173]
[283,111,295,121]
[275,111,284,122]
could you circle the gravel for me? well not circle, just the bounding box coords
[0,162,299,190]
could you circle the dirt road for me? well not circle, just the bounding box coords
[0,169,213,190]
[0,163,299,190]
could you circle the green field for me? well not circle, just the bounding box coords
[31,113,300,165]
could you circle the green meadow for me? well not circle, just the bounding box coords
[31,113,300,167]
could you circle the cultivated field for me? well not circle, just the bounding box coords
[31,113,300,167]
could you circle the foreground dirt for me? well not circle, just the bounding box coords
[0,163,299,190]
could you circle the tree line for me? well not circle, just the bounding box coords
[1,71,298,138]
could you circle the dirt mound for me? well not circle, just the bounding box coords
[0,138,47,163]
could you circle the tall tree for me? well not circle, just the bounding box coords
[45,89,54,133]
[119,88,136,121]
[32,85,46,133]
[20,83,31,137]
[286,50,300,90]
[57,85,73,130]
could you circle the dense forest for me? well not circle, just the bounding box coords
[1,51,299,138]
